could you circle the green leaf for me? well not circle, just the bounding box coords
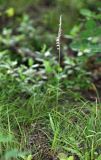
[80,9,95,18]
[58,153,74,160]
[67,156,74,160]
[58,153,68,160]
[70,24,81,36]
[49,114,55,132]
[44,60,52,73]
[85,19,96,30]
[6,8,15,17]
[28,58,33,67]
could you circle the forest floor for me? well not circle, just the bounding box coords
[0,2,101,160]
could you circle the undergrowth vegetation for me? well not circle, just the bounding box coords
[0,0,101,160]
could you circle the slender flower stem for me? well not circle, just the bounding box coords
[56,15,62,105]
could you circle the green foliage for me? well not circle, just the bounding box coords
[58,153,74,160]
[71,8,101,55]
[0,1,101,160]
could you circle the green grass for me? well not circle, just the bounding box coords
[0,0,100,159]
[0,75,101,160]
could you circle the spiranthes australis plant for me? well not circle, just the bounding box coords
[49,16,62,151]
[56,15,62,65]
[56,15,62,105]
